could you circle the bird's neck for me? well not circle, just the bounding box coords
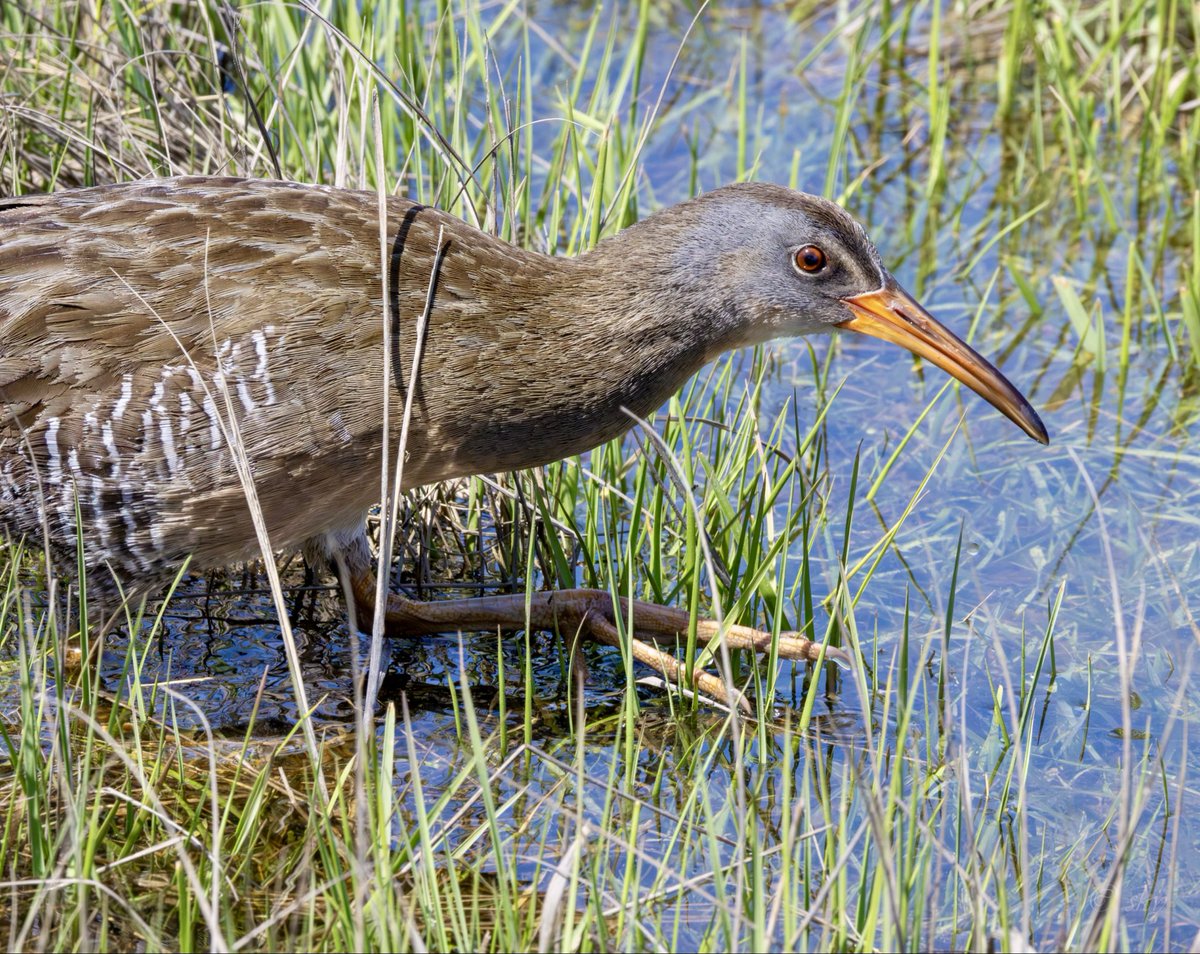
[392,229,729,485]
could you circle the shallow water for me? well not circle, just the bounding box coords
[59,2,1200,947]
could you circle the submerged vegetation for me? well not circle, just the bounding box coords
[0,0,1198,949]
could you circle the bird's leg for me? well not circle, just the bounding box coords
[347,568,747,708]
[345,562,851,713]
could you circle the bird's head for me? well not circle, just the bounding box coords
[626,182,1049,444]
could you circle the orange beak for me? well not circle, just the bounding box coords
[838,283,1049,444]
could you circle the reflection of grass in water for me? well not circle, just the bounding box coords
[0,0,1196,949]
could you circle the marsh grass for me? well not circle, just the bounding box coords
[0,0,1197,949]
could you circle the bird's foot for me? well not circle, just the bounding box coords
[349,572,850,713]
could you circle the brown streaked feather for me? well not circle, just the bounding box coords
[0,176,723,592]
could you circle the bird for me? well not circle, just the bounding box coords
[0,176,1048,710]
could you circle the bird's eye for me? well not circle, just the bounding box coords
[793,245,827,274]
